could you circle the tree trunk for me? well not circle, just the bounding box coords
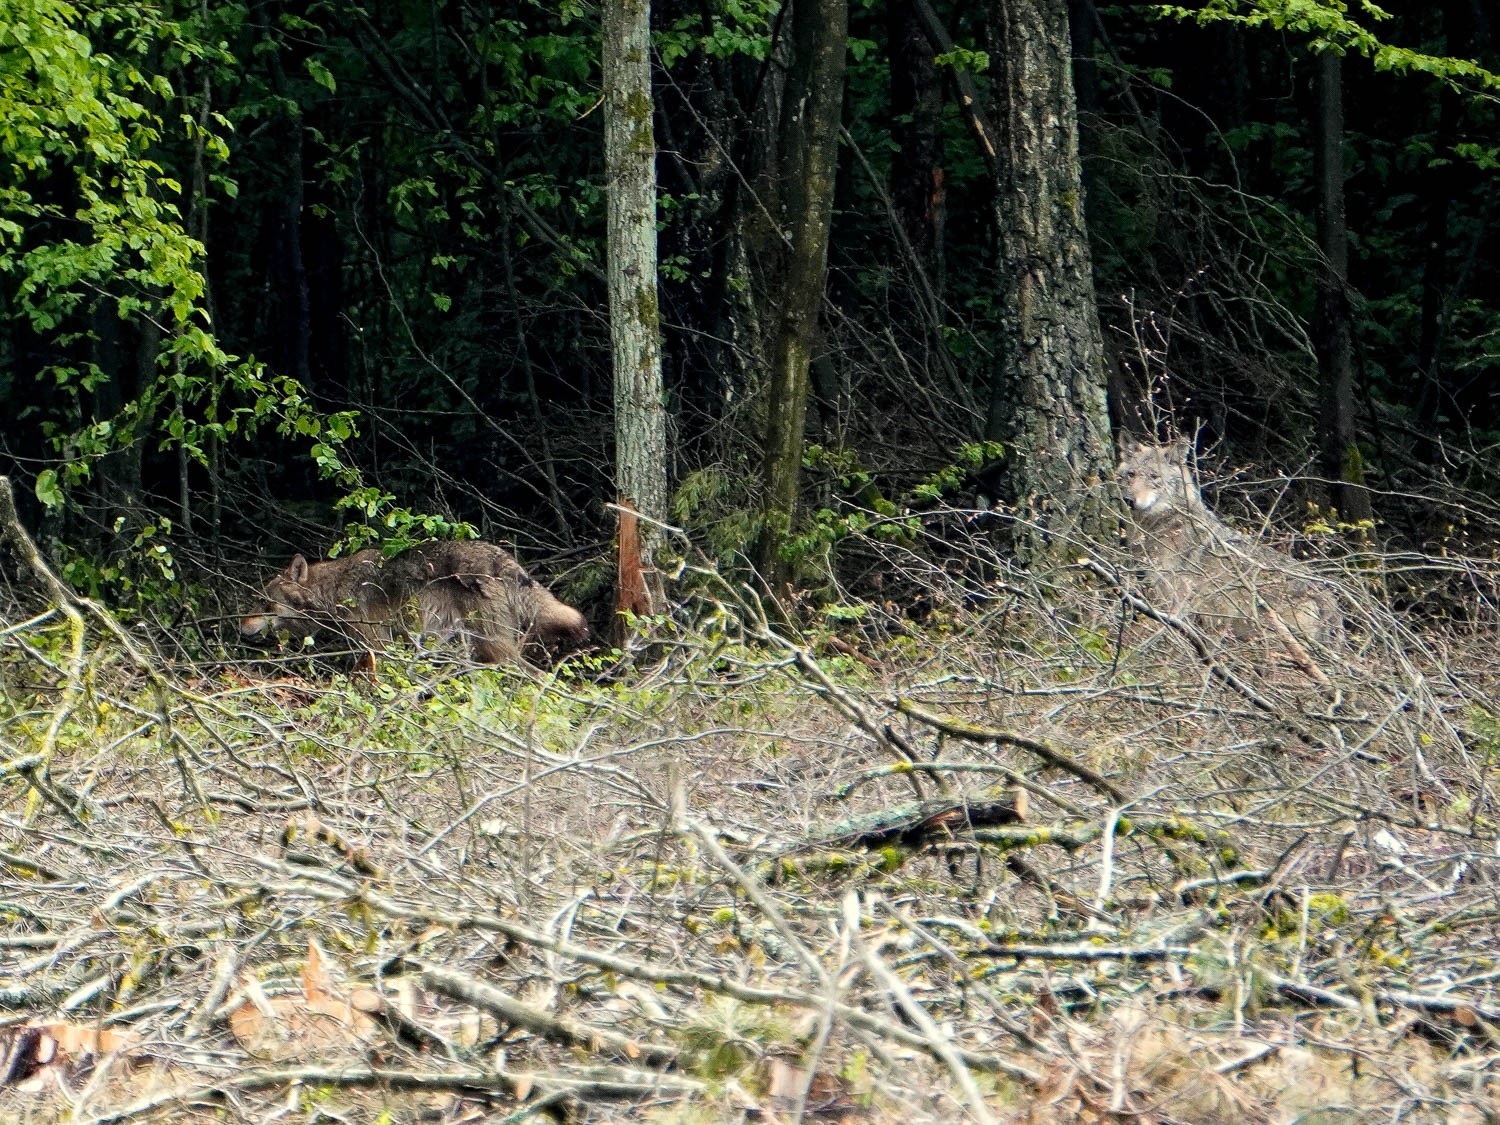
[1311,50,1372,524]
[889,0,945,293]
[257,0,312,389]
[983,0,1115,559]
[603,0,669,618]
[1415,0,1486,435]
[754,0,848,584]
[1414,84,1456,431]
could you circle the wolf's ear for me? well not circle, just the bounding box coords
[285,554,310,583]
[1117,431,1142,458]
[1168,437,1194,463]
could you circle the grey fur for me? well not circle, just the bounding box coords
[242,540,588,667]
[1116,436,1341,645]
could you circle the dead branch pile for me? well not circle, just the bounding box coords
[2,485,1500,1123]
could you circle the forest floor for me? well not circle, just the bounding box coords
[1,521,1498,1124]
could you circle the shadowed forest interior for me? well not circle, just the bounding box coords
[2,0,1496,624]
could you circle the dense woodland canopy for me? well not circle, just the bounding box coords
[0,0,1497,618]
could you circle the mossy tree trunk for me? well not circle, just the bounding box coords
[754,0,848,585]
[604,0,669,618]
[982,0,1117,561]
[1312,50,1373,525]
[890,0,946,296]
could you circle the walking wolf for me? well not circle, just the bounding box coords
[241,540,588,670]
[1116,435,1341,647]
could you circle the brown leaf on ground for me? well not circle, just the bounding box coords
[227,938,380,1061]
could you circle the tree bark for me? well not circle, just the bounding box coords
[983,0,1115,559]
[754,0,848,584]
[1414,84,1456,432]
[604,0,669,615]
[1311,50,1372,524]
[889,0,945,293]
[912,0,1000,184]
[1415,0,1487,434]
[257,0,312,389]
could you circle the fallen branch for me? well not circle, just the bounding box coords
[980,941,1193,963]
[1264,969,1500,1027]
[1076,557,1326,737]
[818,791,1028,851]
[854,894,997,1125]
[888,696,1126,803]
[420,965,679,1068]
[82,1063,705,1125]
[350,887,1042,1083]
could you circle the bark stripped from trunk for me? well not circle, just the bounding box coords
[1312,49,1372,525]
[983,0,1116,559]
[613,501,651,645]
[604,0,668,615]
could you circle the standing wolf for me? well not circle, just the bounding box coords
[1116,436,1341,647]
[241,540,588,670]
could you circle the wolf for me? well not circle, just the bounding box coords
[1116,435,1341,648]
[241,540,588,671]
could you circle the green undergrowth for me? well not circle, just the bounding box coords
[0,612,857,775]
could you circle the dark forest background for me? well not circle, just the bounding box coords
[1,0,1496,640]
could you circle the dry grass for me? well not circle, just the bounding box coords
[2,509,1499,1124]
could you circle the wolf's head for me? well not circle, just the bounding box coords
[1117,436,1203,518]
[240,554,341,638]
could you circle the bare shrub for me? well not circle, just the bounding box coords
[0,477,1497,1121]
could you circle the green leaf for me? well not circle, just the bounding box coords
[35,469,63,509]
[306,58,336,93]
